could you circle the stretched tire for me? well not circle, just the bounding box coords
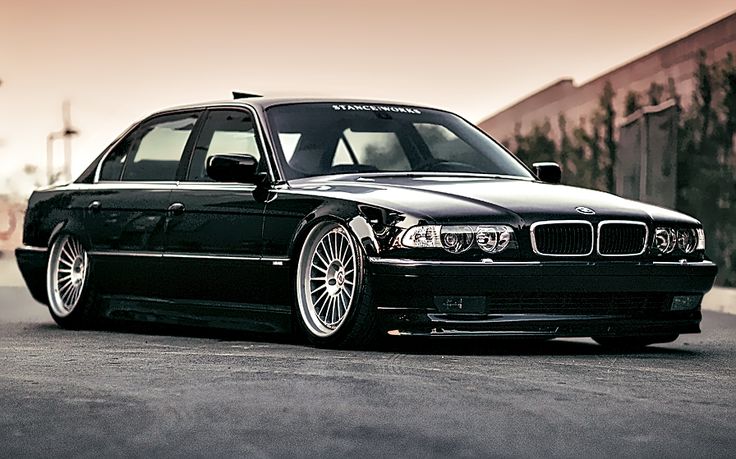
[593,334,679,350]
[295,221,378,348]
[46,234,97,329]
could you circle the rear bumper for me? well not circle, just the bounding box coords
[15,246,49,306]
[369,258,717,337]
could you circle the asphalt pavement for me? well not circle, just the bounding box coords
[1,285,735,458]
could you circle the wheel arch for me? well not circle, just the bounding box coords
[286,204,381,265]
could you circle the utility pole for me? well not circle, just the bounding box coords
[46,100,79,184]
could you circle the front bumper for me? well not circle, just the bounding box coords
[369,258,717,337]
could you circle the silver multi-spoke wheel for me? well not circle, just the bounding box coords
[47,235,89,318]
[297,224,357,338]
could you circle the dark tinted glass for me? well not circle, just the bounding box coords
[98,136,132,181]
[266,103,533,180]
[187,110,260,181]
[120,112,199,182]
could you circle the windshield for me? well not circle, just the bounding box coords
[266,103,534,180]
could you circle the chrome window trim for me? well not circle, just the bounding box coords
[173,182,258,191]
[67,182,266,192]
[529,220,594,257]
[67,182,179,191]
[596,220,649,257]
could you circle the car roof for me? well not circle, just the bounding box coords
[158,96,439,113]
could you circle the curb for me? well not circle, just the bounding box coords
[702,287,736,315]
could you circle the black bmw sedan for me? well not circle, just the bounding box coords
[15,96,717,348]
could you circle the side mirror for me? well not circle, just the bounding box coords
[532,162,562,184]
[206,154,260,184]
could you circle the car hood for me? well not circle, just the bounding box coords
[287,175,699,225]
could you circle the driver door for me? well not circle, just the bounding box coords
[161,108,273,308]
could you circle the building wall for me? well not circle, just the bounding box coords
[0,196,24,253]
[478,13,736,145]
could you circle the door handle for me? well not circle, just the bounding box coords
[88,201,101,213]
[168,202,185,216]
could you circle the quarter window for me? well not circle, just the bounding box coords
[187,110,261,181]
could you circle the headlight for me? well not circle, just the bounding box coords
[440,226,474,253]
[402,224,515,255]
[476,225,513,254]
[653,226,704,255]
[677,228,698,253]
[654,227,676,253]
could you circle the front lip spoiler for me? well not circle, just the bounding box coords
[382,314,702,338]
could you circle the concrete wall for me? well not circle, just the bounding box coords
[478,13,736,145]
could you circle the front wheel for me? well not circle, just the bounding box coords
[46,234,97,329]
[295,222,378,348]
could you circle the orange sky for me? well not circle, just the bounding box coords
[1,0,734,194]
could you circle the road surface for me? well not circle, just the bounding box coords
[1,286,734,458]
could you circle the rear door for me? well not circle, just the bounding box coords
[86,110,202,297]
[161,108,280,309]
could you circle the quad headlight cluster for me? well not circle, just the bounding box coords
[653,227,705,254]
[401,225,515,254]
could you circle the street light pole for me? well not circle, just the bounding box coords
[46,100,79,185]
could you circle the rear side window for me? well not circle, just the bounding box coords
[98,112,200,182]
[187,109,261,181]
[122,113,199,181]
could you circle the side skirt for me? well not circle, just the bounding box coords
[99,295,292,334]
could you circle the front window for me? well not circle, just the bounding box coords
[266,103,533,180]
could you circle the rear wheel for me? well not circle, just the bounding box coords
[46,234,97,329]
[593,334,679,349]
[295,222,377,348]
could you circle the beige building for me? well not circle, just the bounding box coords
[478,12,736,145]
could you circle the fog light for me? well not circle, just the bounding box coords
[671,295,702,311]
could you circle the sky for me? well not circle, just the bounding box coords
[1,0,734,195]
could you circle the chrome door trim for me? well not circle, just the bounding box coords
[88,250,288,263]
[88,250,162,258]
[18,245,48,252]
[529,220,594,257]
[596,220,649,257]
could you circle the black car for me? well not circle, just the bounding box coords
[16,96,717,348]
